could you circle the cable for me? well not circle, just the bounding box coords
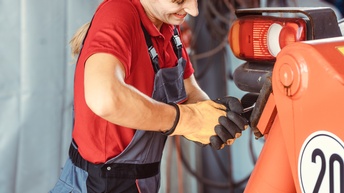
[248,129,258,165]
[189,0,233,81]
[175,136,184,193]
[190,37,228,61]
[209,144,230,178]
[165,137,173,193]
[174,137,235,189]
[174,136,255,190]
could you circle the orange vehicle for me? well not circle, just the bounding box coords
[228,7,344,193]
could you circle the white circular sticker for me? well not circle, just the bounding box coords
[298,131,344,193]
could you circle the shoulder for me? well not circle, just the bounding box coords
[94,0,140,25]
[88,0,141,44]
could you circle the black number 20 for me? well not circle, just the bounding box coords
[311,148,344,193]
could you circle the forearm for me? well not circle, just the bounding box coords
[183,75,210,104]
[113,86,176,132]
[184,89,209,104]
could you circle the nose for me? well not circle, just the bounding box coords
[184,0,198,17]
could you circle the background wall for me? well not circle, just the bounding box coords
[0,1,99,192]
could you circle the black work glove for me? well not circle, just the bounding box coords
[210,96,249,150]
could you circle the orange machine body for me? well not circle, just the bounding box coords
[244,36,344,193]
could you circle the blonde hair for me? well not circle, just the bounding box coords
[69,22,91,58]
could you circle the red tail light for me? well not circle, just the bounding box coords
[228,15,307,61]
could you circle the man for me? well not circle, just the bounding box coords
[50,0,248,192]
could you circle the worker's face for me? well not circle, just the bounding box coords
[142,0,198,28]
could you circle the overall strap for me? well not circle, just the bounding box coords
[141,25,160,73]
[141,25,183,73]
[171,27,183,59]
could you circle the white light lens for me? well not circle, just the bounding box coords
[267,23,283,57]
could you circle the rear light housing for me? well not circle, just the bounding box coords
[229,15,307,61]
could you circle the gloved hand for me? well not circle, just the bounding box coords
[162,100,227,144]
[210,96,249,150]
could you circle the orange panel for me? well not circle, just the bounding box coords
[245,36,344,192]
[245,115,296,193]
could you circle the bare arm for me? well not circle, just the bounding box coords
[83,53,241,146]
[183,74,210,104]
[84,53,176,132]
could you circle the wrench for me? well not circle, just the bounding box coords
[242,103,256,113]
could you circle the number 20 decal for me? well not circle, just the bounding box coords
[311,149,343,193]
[299,131,344,193]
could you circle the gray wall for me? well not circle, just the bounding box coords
[0,1,99,192]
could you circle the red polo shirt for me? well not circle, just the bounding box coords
[72,0,194,163]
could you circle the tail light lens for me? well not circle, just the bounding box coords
[228,15,307,61]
